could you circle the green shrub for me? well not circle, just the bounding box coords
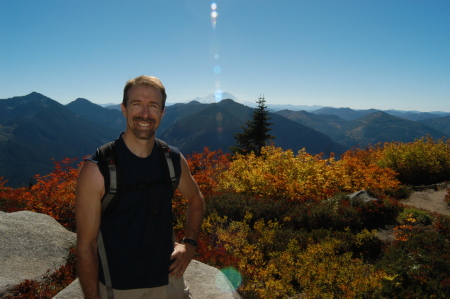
[205,193,287,225]
[207,192,402,234]
[397,207,432,226]
[385,184,413,200]
[308,200,362,231]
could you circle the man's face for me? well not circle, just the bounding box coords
[121,85,165,140]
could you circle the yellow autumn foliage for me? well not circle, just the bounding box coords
[219,145,400,202]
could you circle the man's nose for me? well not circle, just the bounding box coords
[139,105,151,117]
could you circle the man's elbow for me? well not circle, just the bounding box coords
[77,238,98,257]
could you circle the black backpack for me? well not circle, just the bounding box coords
[96,138,178,299]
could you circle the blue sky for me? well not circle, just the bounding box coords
[1,0,449,112]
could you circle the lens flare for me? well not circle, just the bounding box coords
[211,2,218,29]
[215,89,222,102]
[211,3,221,103]
[216,112,223,123]
[217,267,242,291]
[213,65,222,74]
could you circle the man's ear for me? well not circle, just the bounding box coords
[121,103,126,117]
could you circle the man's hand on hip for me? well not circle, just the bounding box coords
[169,242,196,279]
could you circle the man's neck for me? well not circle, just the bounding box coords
[122,132,156,158]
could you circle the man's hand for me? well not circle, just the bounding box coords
[169,242,196,279]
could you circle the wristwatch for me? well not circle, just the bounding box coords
[182,237,198,248]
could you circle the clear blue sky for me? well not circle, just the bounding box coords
[1,0,449,112]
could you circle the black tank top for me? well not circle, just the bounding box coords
[90,134,181,289]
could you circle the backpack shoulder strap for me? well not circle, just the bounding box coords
[96,141,119,214]
[96,141,117,299]
[156,138,178,193]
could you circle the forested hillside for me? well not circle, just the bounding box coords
[2,92,450,187]
[0,93,114,187]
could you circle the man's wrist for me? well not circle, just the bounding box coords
[181,237,198,248]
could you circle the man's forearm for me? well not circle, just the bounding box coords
[185,196,205,240]
[77,244,100,299]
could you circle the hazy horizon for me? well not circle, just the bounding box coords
[4,90,450,114]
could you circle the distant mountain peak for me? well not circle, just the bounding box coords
[217,98,244,107]
[67,98,107,111]
[186,92,239,104]
[186,100,202,105]
[29,91,45,97]
[22,92,53,102]
[73,98,90,102]
[69,98,98,106]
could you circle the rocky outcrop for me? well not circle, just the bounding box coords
[0,211,241,298]
[0,211,76,293]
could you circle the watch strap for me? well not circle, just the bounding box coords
[182,237,198,247]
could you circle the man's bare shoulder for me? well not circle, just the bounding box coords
[76,161,105,199]
[79,160,103,179]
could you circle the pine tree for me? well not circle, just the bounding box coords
[231,95,275,156]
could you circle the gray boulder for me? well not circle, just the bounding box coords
[0,210,76,294]
[185,260,241,299]
[348,190,379,204]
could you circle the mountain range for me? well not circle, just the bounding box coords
[276,109,448,148]
[1,92,449,187]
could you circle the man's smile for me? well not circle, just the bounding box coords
[135,118,156,128]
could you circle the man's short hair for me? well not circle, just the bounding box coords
[123,75,167,110]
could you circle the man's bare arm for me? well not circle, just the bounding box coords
[75,161,104,299]
[169,153,205,278]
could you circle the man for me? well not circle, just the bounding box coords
[75,75,205,299]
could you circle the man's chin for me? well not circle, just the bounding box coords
[132,129,155,140]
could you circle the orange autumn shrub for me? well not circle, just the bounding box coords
[0,158,81,231]
[25,158,81,231]
[220,145,400,202]
[0,177,27,212]
[336,148,400,193]
[186,147,230,198]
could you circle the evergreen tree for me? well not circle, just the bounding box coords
[231,95,275,156]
